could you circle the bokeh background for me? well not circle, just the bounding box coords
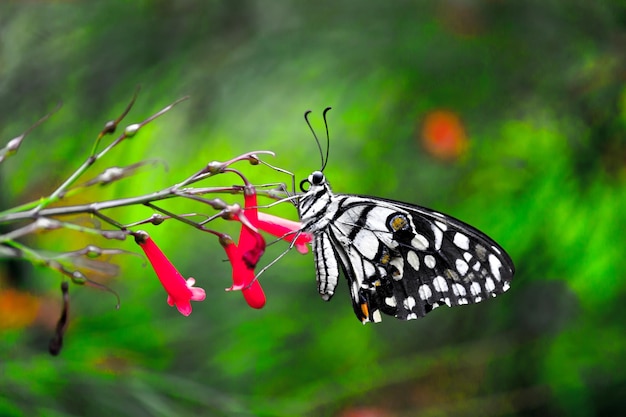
[1,1,625,416]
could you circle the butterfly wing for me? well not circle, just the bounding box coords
[315,195,514,323]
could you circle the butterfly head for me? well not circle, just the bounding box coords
[300,170,328,192]
[298,170,334,225]
[300,171,330,194]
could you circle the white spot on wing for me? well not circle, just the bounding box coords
[411,234,429,250]
[452,283,466,297]
[470,282,481,296]
[432,225,443,250]
[407,313,418,320]
[433,276,449,292]
[385,296,397,307]
[455,259,469,276]
[418,284,432,300]
[458,297,468,305]
[502,282,511,292]
[474,296,482,302]
[435,221,447,231]
[443,297,451,307]
[424,255,436,269]
[407,251,420,271]
[403,296,416,310]
[489,254,503,281]
[463,252,473,262]
[485,277,496,292]
[453,232,470,250]
[372,310,382,322]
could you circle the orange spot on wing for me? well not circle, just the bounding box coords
[360,303,370,321]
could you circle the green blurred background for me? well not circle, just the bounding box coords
[1,1,625,416]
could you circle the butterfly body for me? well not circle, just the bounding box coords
[298,170,515,324]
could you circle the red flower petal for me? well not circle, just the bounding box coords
[241,273,266,309]
[237,188,265,281]
[255,212,311,254]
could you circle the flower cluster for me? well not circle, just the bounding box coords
[134,184,312,316]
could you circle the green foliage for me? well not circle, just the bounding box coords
[1,1,625,416]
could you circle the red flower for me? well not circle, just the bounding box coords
[238,190,266,271]
[220,234,266,309]
[225,187,267,308]
[255,212,311,254]
[229,183,311,253]
[135,231,206,316]
[223,184,312,309]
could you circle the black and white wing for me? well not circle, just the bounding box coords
[325,195,514,322]
[299,171,515,324]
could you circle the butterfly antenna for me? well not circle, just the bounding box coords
[304,110,326,170]
[321,107,332,172]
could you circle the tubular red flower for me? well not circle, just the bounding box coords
[230,186,311,254]
[220,235,266,309]
[222,185,312,309]
[232,210,311,254]
[135,231,205,316]
[255,212,312,254]
[238,190,265,267]
[217,187,268,308]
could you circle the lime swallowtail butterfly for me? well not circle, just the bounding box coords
[296,109,514,323]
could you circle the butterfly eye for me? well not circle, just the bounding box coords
[310,171,325,185]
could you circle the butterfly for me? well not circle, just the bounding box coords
[296,108,515,323]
